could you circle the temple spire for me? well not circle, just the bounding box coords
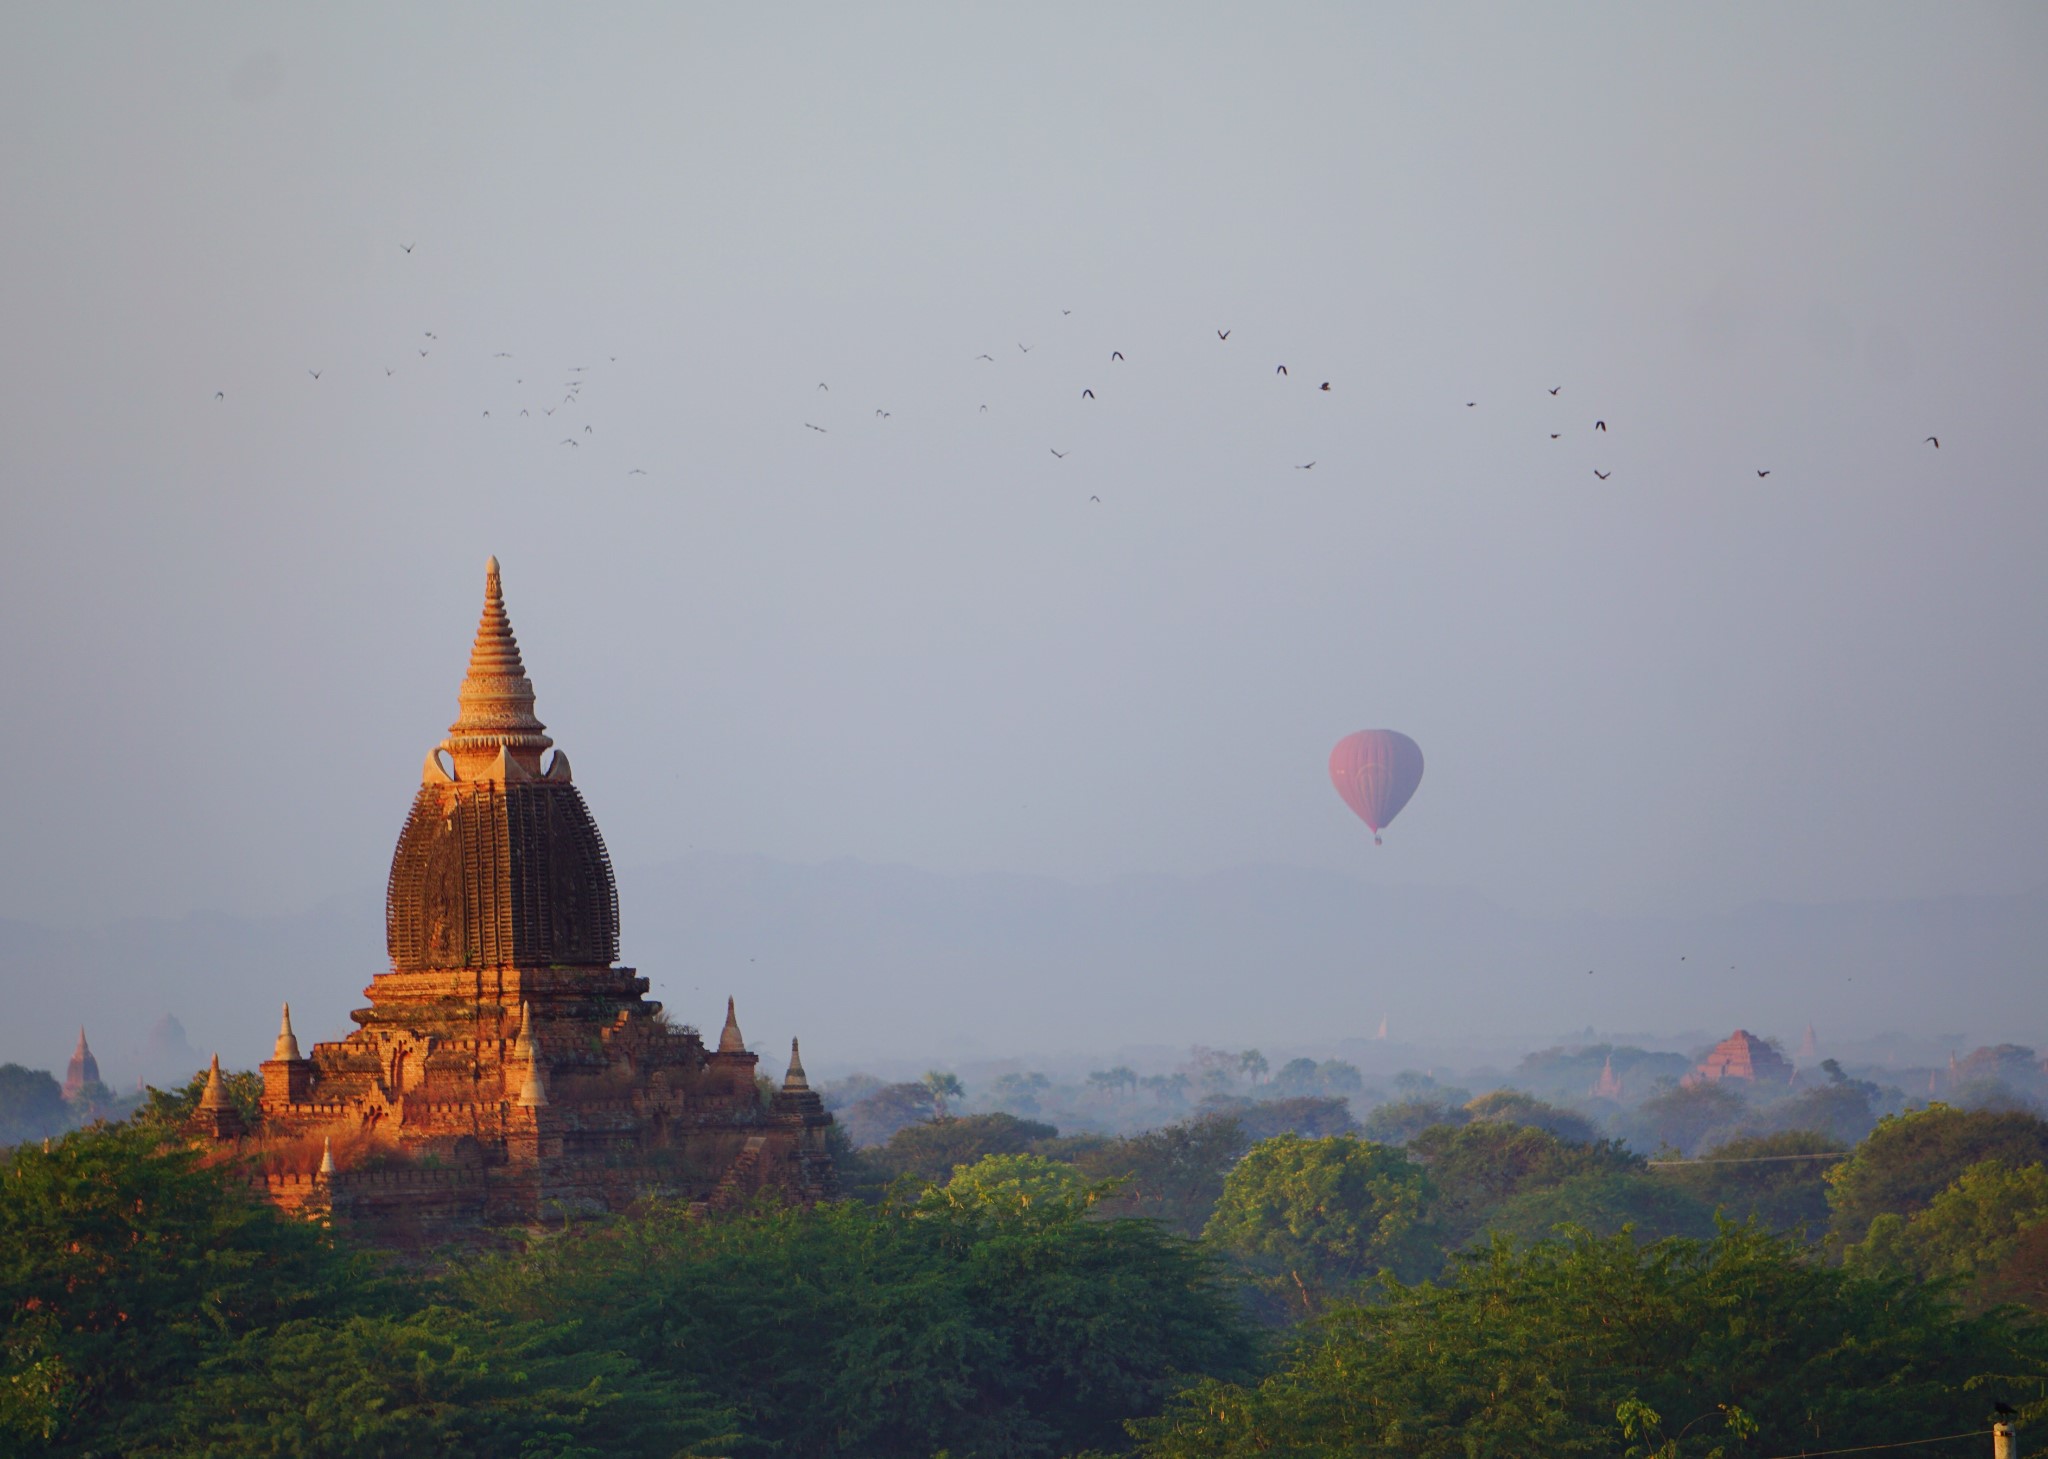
[517,1051,549,1108]
[274,1003,302,1062]
[319,1136,336,1178]
[199,1054,232,1111]
[718,997,746,1055]
[783,1037,809,1091]
[440,557,553,781]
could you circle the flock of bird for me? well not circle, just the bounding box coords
[215,242,1946,503]
[790,306,1947,504]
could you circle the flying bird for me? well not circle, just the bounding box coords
[875,409,890,418]
[1319,382,1330,391]
[1296,462,1315,470]
[1110,350,1124,361]
[818,382,829,391]
[494,352,513,358]
[1018,343,1032,353]
[1594,470,1610,480]
[519,409,529,417]
[1549,433,1561,440]
[1082,389,1094,399]
[400,242,415,253]
[627,468,648,476]
[1925,436,1940,448]
[424,332,437,340]
[560,438,578,447]
[384,368,394,376]
[979,404,988,412]
[543,406,556,415]
[1466,401,1476,407]
[418,349,429,357]
[1594,420,1607,431]
[1089,494,1101,502]
[805,423,827,433]
[1050,448,1069,459]
[1216,329,1231,340]
[482,410,490,418]
[1549,386,1561,395]
[213,391,224,400]
[975,354,994,362]
[1757,470,1771,478]
[584,424,593,433]
[1276,365,1288,375]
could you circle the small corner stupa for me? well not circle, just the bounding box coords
[225,558,835,1243]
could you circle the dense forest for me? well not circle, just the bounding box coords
[5,1055,2048,1457]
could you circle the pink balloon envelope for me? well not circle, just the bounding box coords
[1329,730,1425,845]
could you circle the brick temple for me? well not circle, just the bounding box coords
[204,558,834,1243]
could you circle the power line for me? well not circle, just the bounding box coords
[1755,1429,1984,1459]
[1646,1153,1849,1166]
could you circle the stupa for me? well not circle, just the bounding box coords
[227,558,835,1242]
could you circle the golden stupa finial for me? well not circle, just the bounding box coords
[199,1054,232,1111]
[438,557,553,782]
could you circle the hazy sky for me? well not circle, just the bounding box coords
[3,6,2045,935]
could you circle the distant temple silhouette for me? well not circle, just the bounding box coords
[194,558,834,1243]
[62,1028,100,1099]
[1682,1029,1795,1088]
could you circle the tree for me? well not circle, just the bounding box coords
[1481,1172,1719,1247]
[1088,1067,1140,1097]
[1238,1050,1269,1085]
[1230,1096,1358,1142]
[1657,1131,1845,1238]
[1406,1119,1639,1245]
[132,1065,264,1134]
[1071,1114,1249,1237]
[865,1112,1058,1186]
[1359,1099,1467,1145]
[837,1081,939,1147]
[1131,1224,2026,1459]
[1848,1159,2048,1309]
[1463,1089,1599,1144]
[0,1123,375,1454]
[0,1065,70,1148]
[1622,1081,1747,1156]
[990,1070,1053,1115]
[1203,1134,1441,1319]
[458,1184,1257,1458]
[136,1308,730,1459]
[921,1069,964,1118]
[1825,1104,2048,1246]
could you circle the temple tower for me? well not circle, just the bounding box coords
[62,1027,100,1099]
[239,557,835,1241]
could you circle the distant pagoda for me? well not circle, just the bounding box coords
[63,1027,100,1099]
[1682,1029,1795,1088]
[208,558,834,1243]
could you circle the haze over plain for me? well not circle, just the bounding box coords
[2,8,2044,1069]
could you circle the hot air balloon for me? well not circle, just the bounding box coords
[1329,730,1424,845]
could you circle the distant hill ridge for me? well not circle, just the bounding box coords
[1,855,2040,1077]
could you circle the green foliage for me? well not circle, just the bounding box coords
[1203,1134,1440,1319]
[924,1152,1096,1223]
[1481,1171,1719,1247]
[1205,1095,1357,1142]
[132,1066,266,1134]
[1735,1081,1881,1146]
[1849,1159,2048,1306]
[1826,1103,2048,1245]
[0,1065,70,1147]
[1657,1131,1844,1237]
[1358,1099,1466,1145]
[837,1080,939,1147]
[135,1308,730,1459]
[458,1190,1257,1459]
[1071,1114,1249,1237]
[0,1122,376,1454]
[1622,1081,1748,1156]
[1132,1224,2029,1459]
[1406,1119,1639,1245]
[1462,1088,1600,1144]
[862,1112,1060,1189]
